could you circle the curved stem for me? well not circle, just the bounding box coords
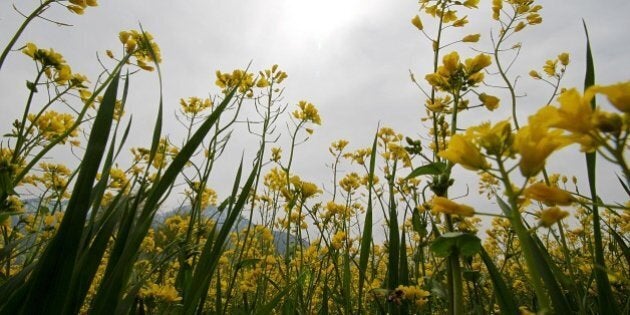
[0,0,55,72]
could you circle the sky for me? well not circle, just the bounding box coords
[1,1,629,221]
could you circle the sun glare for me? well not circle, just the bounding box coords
[283,0,362,42]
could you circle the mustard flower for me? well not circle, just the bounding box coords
[292,101,322,125]
[452,16,469,27]
[543,59,557,76]
[591,81,630,113]
[331,231,347,250]
[439,134,490,171]
[464,54,492,75]
[467,120,512,156]
[538,206,569,227]
[492,0,502,20]
[463,0,479,9]
[558,52,570,66]
[523,182,574,206]
[411,15,423,30]
[139,283,182,303]
[270,147,282,162]
[513,125,569,177]
[479,93,500,111]
[28,111,79,144]
[180,97,212,115]
[462,34,481,43]
[430,196,475,217]
[529,70,542,79]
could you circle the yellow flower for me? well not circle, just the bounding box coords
[513,125,568,177]
[22,42,37,58]
[452,16,468,27]
[591,81,630,113]
[547,88,596,134]
[67,5,85,15]
[464,54,492,75]
[462,34,480,43]
[538,206,569,227]
[180,97,212,115]
[411,15,423,30]
[139,283,182,302]
[463,0,479,8]
[523,182,574,206]
[529,70,541,79]
[479,93,499,111]
[543,59,557,76]
[118,30,162,66]
[439,134,489,171]
[443,10,458,23]
[331,231,347,250]
[558,52,570,66]
[256,76,270,88]
[28,110,79,144]
[339,172,361,193]
[215,69,255,93]
[292,101,322,125]
[514,21,526,32]
[425,95,451,112]
[526,13,542,25]
[492,0,502,20]
[270,147,282,162]
[430,196,475,217]
[467,120,512,155]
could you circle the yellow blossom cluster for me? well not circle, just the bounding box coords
[27,111,80,146]
[22,43,89,87]
[118,30,162,70]
[66,0,98,15]
[256,64,288,88]
[179,97,212,115]
[425,51,492,92]
[292,101,322,125]
[215,69,256,95]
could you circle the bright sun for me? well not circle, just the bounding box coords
[283,0,362,42]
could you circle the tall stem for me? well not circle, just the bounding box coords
[0,0,55,72]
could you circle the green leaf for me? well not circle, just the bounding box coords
[405,162,446,180]
[430,232,481,257]
[479,247,518,314]
[582,20,620,315]
[18,69,120,314]
[357,130,377,314]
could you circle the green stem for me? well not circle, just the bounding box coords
[0,0,55,72]
[497,158,551,312]
[12,68,45,164]
[493,12,519,129]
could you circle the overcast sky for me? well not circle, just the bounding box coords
[1,1,629,215]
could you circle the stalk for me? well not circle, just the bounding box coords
[0,0,55,72]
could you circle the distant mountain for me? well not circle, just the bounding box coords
[16,198,306,254]
[155,205,307,254]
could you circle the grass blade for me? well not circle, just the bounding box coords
[183,155,261,314]
[90,84,239,314]
[14,69,120,314]
[582,20,620,315]
[479,248,518,314]
[357,132,377,314]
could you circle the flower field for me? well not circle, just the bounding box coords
[0,0,628,314]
